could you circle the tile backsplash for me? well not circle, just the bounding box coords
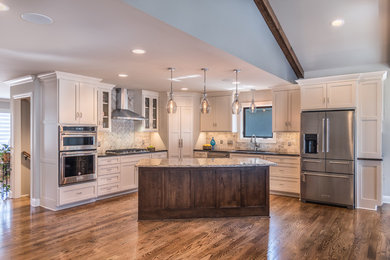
[199,132,300,154]
[97,89,153,153]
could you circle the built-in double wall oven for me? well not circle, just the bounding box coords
[59,126,97,186]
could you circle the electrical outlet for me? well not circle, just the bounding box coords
[220,140,224,144]
[288,142,292,146]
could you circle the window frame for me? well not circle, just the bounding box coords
[238,101,276,144]
[242,106,273,138]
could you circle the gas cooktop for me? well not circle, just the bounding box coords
[105,148,149,155]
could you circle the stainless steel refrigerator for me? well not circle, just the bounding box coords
[300,110,355,208]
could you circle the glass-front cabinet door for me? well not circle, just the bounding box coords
[142,94,158,131]
[98,87,114,132]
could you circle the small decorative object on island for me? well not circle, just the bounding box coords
[147,145,155,152]
[166,67,177,114]
[232,69,242,114]
[200,68,210,114]
[210,137,216,150]
[202,144,212,151]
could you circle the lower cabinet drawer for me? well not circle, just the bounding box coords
[270,177,300,194]
[98,183,120,196]
[98,173,120,186]
[98,165,120,176]
[270,166,299,179]
[59,182,97,206]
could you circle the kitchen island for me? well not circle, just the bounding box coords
[136,158,276,220]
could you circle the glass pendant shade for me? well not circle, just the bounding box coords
[200,95,210,114]
[232,93,242,114]
[166,67,177,114]
[232,69,242,114]
[166,94,177,114]
[250,89,256,113]
[200,68,211,114]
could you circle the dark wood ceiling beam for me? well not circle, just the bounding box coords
[254,0,304,78]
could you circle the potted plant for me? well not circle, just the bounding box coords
[0,144,10,164]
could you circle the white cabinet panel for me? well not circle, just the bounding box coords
[300,84,326,110]
[356,160,382,210]
[272,91,288,132]
[97,87,113,132]
[272,89,300,132]
[120,162,137,191]
[326,81,356,108]
[79,82,96,125]
[59,181,97,206]
[59,79,78,124]
[180,106,193,158]
[357,80,382,158]
[168,106,193,159]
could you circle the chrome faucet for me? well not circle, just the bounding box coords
[250,134,261,151]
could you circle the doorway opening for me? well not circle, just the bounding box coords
[20,98,31,197]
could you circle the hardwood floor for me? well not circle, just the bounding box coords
[0,193,389,259]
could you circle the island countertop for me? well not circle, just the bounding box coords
[136,158,277,168]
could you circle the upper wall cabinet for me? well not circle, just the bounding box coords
[200,95,237,132]
[299,81,356,110]
[134,90,159,132]
[59,79,97,125]
[272,89,300,132]
[97,84,115,132]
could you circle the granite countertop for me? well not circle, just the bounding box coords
[98,150,168,157]
[136,158,277,168]
[193,149,300,157]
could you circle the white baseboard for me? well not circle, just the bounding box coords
[383,196,390,204]
[30,198,40,207]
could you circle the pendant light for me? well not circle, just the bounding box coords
[166,67,177,114]
[200,68,210,114]
[250,89,256,113]
[232,69,242,114]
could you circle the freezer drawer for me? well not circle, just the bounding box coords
[301,172,354,207]
[301,158,325,172]
[326,160,354,174]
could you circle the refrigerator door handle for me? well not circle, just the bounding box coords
[322,118,325,153]
[326,118,330,153]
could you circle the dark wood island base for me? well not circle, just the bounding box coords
[137,160,272,220]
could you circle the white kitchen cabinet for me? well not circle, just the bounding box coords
[169,106,193,158]
[264,155,300,196]
[97,84,115,132]
[151,151,168,159]
[120,162,137,191]
[58,181,97,206]
[134,90,159,132]
[326,81,356,109]
[357,80,382,159]
[356,160,382,210]
[58,79,97,125]
[300,81,356,110]
[200,95,236,132]
[272,89,300,132]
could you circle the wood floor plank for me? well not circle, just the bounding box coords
[0,193,389,259]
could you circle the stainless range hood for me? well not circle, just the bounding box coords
[111,88,145,120]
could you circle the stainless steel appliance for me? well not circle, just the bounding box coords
[59,126,97,185]
[300,110,355,208]
[59,126,97,151]
[60,150,97,185]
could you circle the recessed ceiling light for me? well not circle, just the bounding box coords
[181,88,189,91]
[118,74,128,78]
[232,81,240,85]
[0,3,10,11]
[331,19,344,27]
[132,49,146,54]
[21,13,53,24]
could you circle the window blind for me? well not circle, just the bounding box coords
[0,112,11,145]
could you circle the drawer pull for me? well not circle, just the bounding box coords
[328,161,350,165]
[303,172,350,179]
[303,159,321,163]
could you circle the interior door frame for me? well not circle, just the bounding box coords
[10,92,33,200]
